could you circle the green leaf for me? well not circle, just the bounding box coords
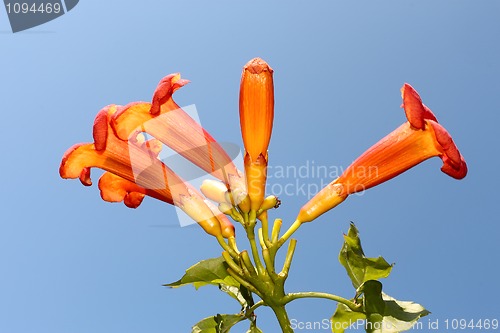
[359,280,386,332]
[331,303,366,333]
[334,224,427,332]
[219,284,249,308]
[192,314,245,333]
[358,280,385,315]
[339,223,393,288]
[192,317,219,333]
[239,285,255,308]
[165,257,239,289]
[375,293,430,333]
[357,280,429,333]
[332,280,429,333]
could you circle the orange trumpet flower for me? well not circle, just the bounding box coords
[239,58,274,213]
[111,74,245,192]
[59,105,232,238]
[296,83,467,223]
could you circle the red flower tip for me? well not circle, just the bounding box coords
[92,106,113,151]
[244,57,274,75]
[79,167,92,186]
[150,74,190,115]
[60,143,86,179]
[428,120,468,179]
[401,83,437,129]
[98,172,146,209]
[402,84,467,179]
[441,154,468,179]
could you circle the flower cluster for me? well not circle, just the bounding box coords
[60,58,467,239]
[59,57,467,333]
[59,74,242,239]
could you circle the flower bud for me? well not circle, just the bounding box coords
[259,195,281,212]
[296,183,347,223]
[218,202,234,215]
[232,187,251,213]
[179,189,222,237]
[239,58,274,212]
[200,179,228,204]
[205,199,235,238]
[239,58,274,161]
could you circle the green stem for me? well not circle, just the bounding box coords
[279,239,297,279]
[271,218,282,244]
[283,292,361,312]
[247,300,265,313]
[216,235,238,258]
[227,236,240,254]
[240,250,257,276]
[229,208,244,224]
[242,211,250,224]
[270,304,294,333]
[257,228,267,249]
[260,212,273,248]
[277,220,301,248]
[226,268,264,299]
[221,251,243,276]
[246,226,266,277]
[262,248,277,281]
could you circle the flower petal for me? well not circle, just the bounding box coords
[428,120,461,167]
[98,172,146,209]
[150,73,190,115]
[441,155,468,179]
[427,120,467,179]
[93,107,110,151]
[60,105,184,205]
[401,83,437,129]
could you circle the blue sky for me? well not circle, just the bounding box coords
[1,1,499,332]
